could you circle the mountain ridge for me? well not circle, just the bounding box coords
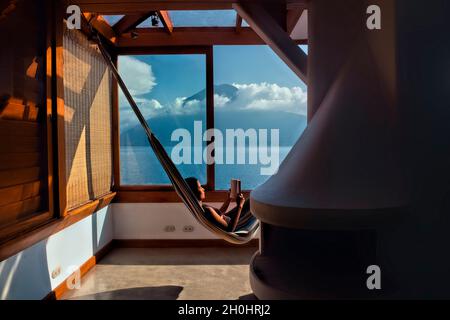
[120,84,307,147]
[121,110,306,147]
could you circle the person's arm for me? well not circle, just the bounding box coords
[219,190,232,213]
[205,207,229,228]
[229,193,245,232]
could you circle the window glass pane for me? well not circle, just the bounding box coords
[169,10,236,27]
[102,15,124,26]
[119,54,207,185]
[137,16,164,28]
[299,45,308,54]
[213,45,308,190]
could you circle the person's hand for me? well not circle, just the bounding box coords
[227,189,232,200]
[236,193,245,208]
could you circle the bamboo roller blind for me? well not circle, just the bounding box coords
[63,28,113,210]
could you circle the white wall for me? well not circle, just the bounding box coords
[113,203,222,239]
[0,201,256,299]
[0,206,113,300]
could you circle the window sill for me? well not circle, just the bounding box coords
[114,190,251,203]
[0,192,116,262]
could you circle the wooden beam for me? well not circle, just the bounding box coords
[73,0,307,14]
[56,3,68,217]
[83,13,117,41]
[235,13,243,33]
[287,8,305,34]
[117,27,306,48]
[117,27,263,47]
[74,0,233,13]
[113,12,155,36]
[286,0,308,10]
[157,10,173,34]
[111,53,121,190]
[233,2,307,83]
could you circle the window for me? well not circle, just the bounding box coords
[102,15,125,26]
[136,17,164,28]
[119,52,208,186]
[213,45,308,190]
[117,45,307,191]
[169,10,237,27]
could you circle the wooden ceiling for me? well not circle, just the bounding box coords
[75,0,308,48]
[73,0,307,13]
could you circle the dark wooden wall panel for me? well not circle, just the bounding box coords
[0,0,52,242]
[0,153,41,170]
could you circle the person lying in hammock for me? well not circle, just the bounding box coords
[185,177,253,232]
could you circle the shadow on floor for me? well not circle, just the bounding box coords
[69,286,183,300]
[238,293,258,300]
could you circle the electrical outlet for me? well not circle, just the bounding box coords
[51,266,61,279]
[164,225,176,232]
[183,225,194,232]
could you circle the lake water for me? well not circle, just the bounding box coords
[120,145,293,190]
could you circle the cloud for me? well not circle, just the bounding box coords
[214,94,231,108]
[118,56,156,96]
[118,57,308,129]
[118,56,159,129]
[119,94,206,129]
[119,98,163,130]
[218,83,307,116]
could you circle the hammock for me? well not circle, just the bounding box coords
[92,32,259,244]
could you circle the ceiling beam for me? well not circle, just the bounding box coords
[235,13,243,33]
[287,8,305,35]
[286,0,308,10]
[233,2,307,83]
[83,13,117,42]
[73,0,308,14]
[113,12,155,35]
[116,27,307,48]
[74,0,232,13]
[157,10,174,34]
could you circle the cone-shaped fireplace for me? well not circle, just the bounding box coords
[251,39,408,230]
[249,0,409,299]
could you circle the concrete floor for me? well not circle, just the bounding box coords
[62,247,258,300]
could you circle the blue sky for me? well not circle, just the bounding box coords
[170,10,236,26]
[118,44,308,129]
[122,45,307,105]
[131,54,206,105]
[214,45,307,88]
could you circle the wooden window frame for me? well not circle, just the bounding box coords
[114,46,217,198]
